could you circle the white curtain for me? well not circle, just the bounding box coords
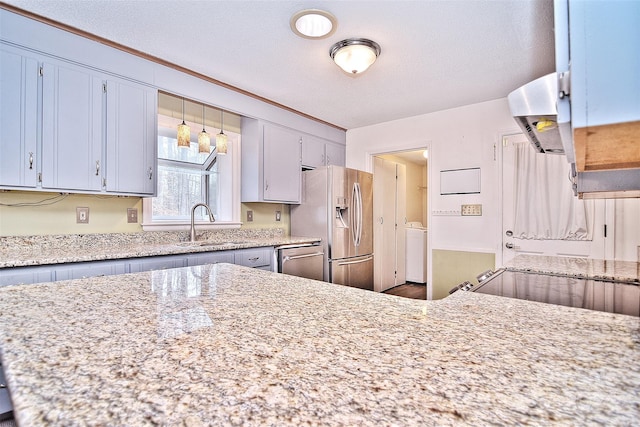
[513,143,593,240]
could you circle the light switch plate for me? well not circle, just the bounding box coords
[246,210,253,222]
[127,208,138,223]
[461,204,482,216]
[76,207,89,224]
[275,210,281,221]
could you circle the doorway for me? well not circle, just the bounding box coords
[372,149,428,293]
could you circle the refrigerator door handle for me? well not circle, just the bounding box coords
[351,182,363,247]
[336,255,373,266]
[356,182,363,246]
[351,183,358,246]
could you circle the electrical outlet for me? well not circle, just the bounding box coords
[127,208,138,223]
[461,204,482,216]
[246,210,253,222]
[76,207,89,224]
[275,210,281,221]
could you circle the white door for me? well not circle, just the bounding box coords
[502,133,606,265]
[373,157,396,292]
[373,158,407,292]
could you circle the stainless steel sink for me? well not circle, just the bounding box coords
[176,241,250,247]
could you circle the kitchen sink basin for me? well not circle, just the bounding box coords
[176,241,250,247]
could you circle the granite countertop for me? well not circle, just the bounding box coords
[506,254,640,283]
[0,230,320,268]
[0,264,638,425]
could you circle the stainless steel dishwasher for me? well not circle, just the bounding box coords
[277,244,325,281]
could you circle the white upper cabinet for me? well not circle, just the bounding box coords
[562,0,640,172]
[41,60,103,192]
[0,47,38,188]
[263,124,302,202]
[324,141,346,167]
[105,77,157,195]
[0,43,157,196]
[301,134,345,169]
[242,118,302,204]
[301,134,326,169]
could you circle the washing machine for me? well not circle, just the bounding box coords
[405,223,427,283]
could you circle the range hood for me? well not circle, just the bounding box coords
[507,72,572,156]
[508,73,640,199]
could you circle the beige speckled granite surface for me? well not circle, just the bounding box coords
[0,264,638,425]
[0,229,320,268]
[506,254,640,283]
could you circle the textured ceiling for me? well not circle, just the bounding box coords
[2,0,556,130]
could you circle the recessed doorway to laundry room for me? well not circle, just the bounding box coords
[373,149,428,297]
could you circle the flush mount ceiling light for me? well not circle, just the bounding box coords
[290,9,337,39]
[330,38,381,75]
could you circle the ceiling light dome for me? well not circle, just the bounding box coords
[329,38,381,75]
[290,9,337,39]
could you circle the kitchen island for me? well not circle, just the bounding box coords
[0,263,638,425]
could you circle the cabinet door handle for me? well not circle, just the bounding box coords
[147,167,153,180]
[248,257,260,262]
[265,181,269,191]
[95,160,100,176]
[29,152,33,169]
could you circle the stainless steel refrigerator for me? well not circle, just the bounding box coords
[291,166,373,290]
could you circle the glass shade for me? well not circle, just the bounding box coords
[198,129,210,153]
[216,132,228,155]
[177,121,191,148]
[333,44,378,74]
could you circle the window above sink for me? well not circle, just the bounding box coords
[142,92,242,231]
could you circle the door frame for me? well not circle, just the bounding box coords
[366,142,431,296]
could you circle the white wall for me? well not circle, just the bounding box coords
[347,98,520,270]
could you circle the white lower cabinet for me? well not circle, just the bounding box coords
[54,260,127,281]
[186,252,234,267]
[234,248,273,269]
[0,266,55,287]
[0,247,274,286]
[128,254,188,273]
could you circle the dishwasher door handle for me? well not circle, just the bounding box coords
[283,252,324,264]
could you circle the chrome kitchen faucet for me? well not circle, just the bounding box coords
[190,203,215,242]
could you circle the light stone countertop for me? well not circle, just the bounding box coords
[505,254,640,283]
[0,229,320,268]
[0,263,638,426]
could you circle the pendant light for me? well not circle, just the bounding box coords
[216,109,228,155]
[177,98,190,148]
[198,104,211,153]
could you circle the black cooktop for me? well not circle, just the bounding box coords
[473,270,640,317]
